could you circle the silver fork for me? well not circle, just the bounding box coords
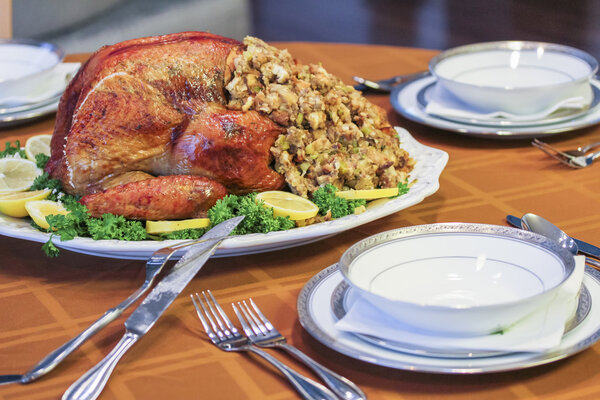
[191,291,337,400]
[12,235,230,384]
[353,71,429,92]
[234,299,366,400]
[532,139,600,168]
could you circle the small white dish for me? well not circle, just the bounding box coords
[339,223,575,336]
[429,41,598,115]
[297,264,600,374]
[0,39,64,105]
[390,74,600,138]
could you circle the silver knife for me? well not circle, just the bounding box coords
[506,215,600,259]
[62,216,244,400]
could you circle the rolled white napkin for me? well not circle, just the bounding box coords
[335,255,586,353]
[424,83,591,122]
[0,62,81,107]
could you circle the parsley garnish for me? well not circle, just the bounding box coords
[0,140,26,159]
[311,184,366,218]
[207,193,295,235]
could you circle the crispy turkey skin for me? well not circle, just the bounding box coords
[46,32,413,221]
[47,32,284,219]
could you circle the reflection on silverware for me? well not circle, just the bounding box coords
[506,215,600,262]
[233,298,366,400]
[532,138,600,168]
[353,71,429,92]
[62,216,242,400]
[191,291,337,400]
[560,141,600,157]
[521,213,600,269]
[18,233,231,384]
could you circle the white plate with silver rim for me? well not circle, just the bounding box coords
[297,263,600,374]
[391,75,600,139]
[0,128,448,259]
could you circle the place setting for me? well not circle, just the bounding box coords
[0,39,80,127]
[1,22,600,399]
[298,215,600,374]
[357,41,600,138]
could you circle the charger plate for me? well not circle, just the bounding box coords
[297,264,600,374]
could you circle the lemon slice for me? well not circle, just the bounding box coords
[0,158,42,193]
[25,200,69,230]
[335,187,399,200]
[366,197,393,209]
[0,189,52,217]
[25,134,52,162]
[256,191,319,220]
[146,218,211,234]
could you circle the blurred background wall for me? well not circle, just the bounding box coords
[1,0,599,57]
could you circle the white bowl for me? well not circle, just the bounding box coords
[0,39,64,103]
[429,41,598,115]
[339,223,575,336]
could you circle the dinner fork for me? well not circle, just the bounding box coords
[233,299,366,400]
[191,291,337,400]
[353,71,429,92]
[17,235,229,384]
[532,139,600,168]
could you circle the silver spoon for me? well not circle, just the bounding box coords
[521,213,600,268]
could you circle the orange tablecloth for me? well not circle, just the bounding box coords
[1,43,600,400]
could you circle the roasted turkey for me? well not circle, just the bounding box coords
[47,32,413,220]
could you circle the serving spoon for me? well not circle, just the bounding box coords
[521,213,600,269]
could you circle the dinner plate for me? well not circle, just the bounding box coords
[0,128,448,259]
[391,75,600,139]
[297,264,600,374]
[330,280,591,359]
[0,92,63,115]
[416,82,600,128]
[0,96,61,127]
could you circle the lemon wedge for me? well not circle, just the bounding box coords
[25,200,69,230]
[146,218,211,234]
[256,191,319,220]
[0,189,52,217]
[335,187,399,200]
[25,134,52,162]
[0,158,42,193]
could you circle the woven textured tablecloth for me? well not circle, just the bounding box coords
[1,43,600,400]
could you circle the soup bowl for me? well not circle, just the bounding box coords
[339,223,575,336]
[429,41,598,115]
[0,39,64,102]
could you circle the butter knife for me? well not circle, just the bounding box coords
[506,215,600,260]
[62,216,243,400]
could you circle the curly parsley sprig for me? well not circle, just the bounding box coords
[311,184,366,218]
[0,140,26,159]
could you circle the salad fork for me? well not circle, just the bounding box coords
[191,291,337,400]
[532,139,600,168]
[17,235,229,384]
[233,299,366,400]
